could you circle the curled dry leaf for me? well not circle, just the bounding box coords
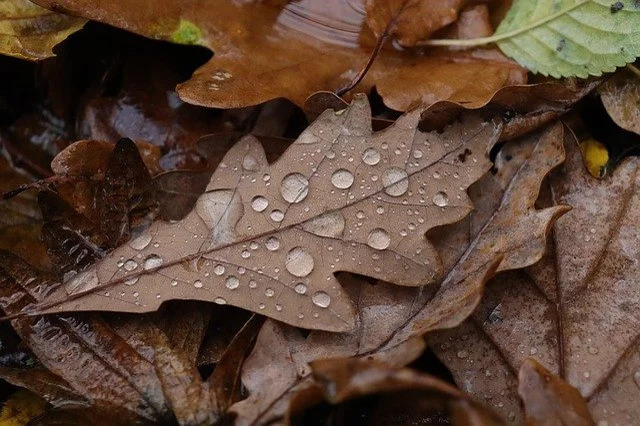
[31,0,526,110]
[24,95,498,332]
[430,132,640,424]
[0,0,85,60]
[599,68,640,136]
[518,359,595,426]
[287,357,504,425]
[229,122,568,424]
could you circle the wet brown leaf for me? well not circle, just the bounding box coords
[0,367,87,408]
[365,0,466,46]
[0,251,173,422]
[32,0,526,110]
[288,357,504,425]
[518,359,595,426]
[430,131,640,424]
[0,156,49,271]
[0,0,85,60]
[229,122,567,424]
[599,68,640,136]
[26,95,498,332]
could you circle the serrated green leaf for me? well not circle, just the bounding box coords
[495,0,640,78]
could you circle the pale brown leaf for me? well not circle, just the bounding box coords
[431,131,640,424]
[599,68,640,136]
[518,359,595,426]
[229,122,567,424]
[24,95,498,332]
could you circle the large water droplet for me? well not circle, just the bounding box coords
[213,264,225,275]
[129,232,152,250]
[382,167,408,197]
[280,173,309,203]
[265,288,275,297]
[123,259,138,271]
[312,291,331,308]
[270,210,284,222]
[331,169,354,189]
[265,236,280,251]
[634,371,640,389]
[214,297,227,305]
[251,196,269,212]
[294,283,308,294]
[362,148,380,165]
[125,276,139,286]
[285,247,314,277]
[433,191,449,207]
[65,268,99,294]
[225,276,239,289]
[367,228,390,250]
[143,254,164,270]
[242,154,260,172]
[302,212,345,238]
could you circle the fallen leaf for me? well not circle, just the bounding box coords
[25,95,499,332]
[229,122,568,424]
[430,131,640,424]
[599,67,640,136]
[0,367,87,409]
[0,0,85,60]
[518,358,595,426]
[492,0,640,78]
[288,357,504,425]
[365,0,466,46]
[0,389,47,426]
[0,251,173,422]
[0,156,49,271]
[31,0,526,109]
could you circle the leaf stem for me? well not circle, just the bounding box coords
[415,0,589,47]
[626,63,640,79]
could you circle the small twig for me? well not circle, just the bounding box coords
[336,1,412,97]
[626,63,640,79]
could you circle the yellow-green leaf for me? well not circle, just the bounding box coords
[0,0,85,60]
[495,0,640,78]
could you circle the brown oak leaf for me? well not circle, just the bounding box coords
[31,0,526,110]
[20,95,498,332]
[430,131,640,425]
[229,122,568,424]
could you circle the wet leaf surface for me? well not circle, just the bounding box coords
[28,96,499,332]
[430,131,640,424]
[0,0,85,60]
[229,122,567,424]
[31,0,527,110]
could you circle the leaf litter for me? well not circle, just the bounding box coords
[1,1,640,424]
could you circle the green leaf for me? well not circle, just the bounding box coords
[422,0,640,79]
[495,0,640,78]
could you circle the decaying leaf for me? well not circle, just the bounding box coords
[229,122,568,424]
[430,132,640,424]
[518,359,595,426]
[31,0,526,110]
[599,67,640,136]
[288,357,504,425]
[0,0,85,60]
[23,95,499,332]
